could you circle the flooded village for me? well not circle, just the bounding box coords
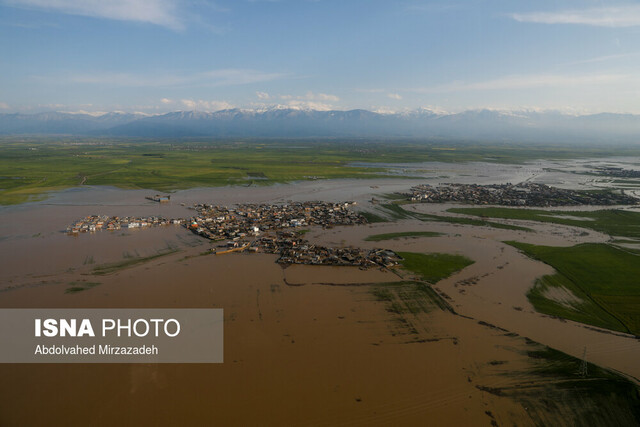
[67,214,182,233]
[593,166,640,178]
[260,231,401,268]
[4,167,640,426]
[65,201,401,270]
[402,182,638,206]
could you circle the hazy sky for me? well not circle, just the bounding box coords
[2,0,640,114]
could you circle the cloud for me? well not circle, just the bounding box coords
[415,73,632,93]
[279,91,339,102]
[179,99,234,111]
[312,92,339,102]
[256,91,270,100]
[158,98,233,111]
[272,91,340,110]
[511,5,640,27]
[0,102,9,109]
[4,0,183,30]
[49,68,287,88]
[387,93,402,100]
[355,88,385,93]
[561,52,640,66]
[281,100,335,111]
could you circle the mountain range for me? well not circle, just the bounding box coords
[1,108,640,143]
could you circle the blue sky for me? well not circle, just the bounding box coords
[1,0,640,114]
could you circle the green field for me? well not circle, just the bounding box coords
[3,138,640,205]
[503,345,640,426]
[91,248,180,275]
[0,140,391,204]
[371,280,454,316]
[398,251,474,283]
[365,231,443,241]
[507,242,640,335]
[449,207,640,239]
[359,211,389,223]
[379,203,532,231]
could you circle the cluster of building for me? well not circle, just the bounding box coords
[594,167,640,178]
[66,215,181,234]
[66,201,402,270]
[145,194,171,203]
[402,182,638,207]
[240,231,401,268]
[186,201,364,241]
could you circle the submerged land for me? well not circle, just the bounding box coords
[1,139,640,425]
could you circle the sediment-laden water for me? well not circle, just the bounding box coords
[1,157,639,425]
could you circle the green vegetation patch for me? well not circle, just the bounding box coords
[450,207,640,239]
[379,203,531,231]
[92,248,179,275]
[498,344,640,426]
[65,281,101,294]
[365,231,443,241]
[371,281,454,315]
[507,241,640,335]
[4,139,640,205]
[0,140,393,205]
[380,193,407,200]
[398,251,474,283]
[359,211,389,223]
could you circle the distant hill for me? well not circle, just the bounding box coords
[0,111,147,135]
[2,108,640,142]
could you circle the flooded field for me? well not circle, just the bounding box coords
[0,157,639,425]
[315,218,640,381]
[2,244,637,426]
[351,156,640,198]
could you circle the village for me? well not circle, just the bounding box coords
[401,182,638,207]
[593,167,640,179]
[252,231,401,269]
[185,201,365,240]
[65,201,402,270]
[180,201,400,269]
[66,214,182,234]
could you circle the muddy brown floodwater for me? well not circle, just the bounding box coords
[0,172,639,425]
[0,250,549,426]
[314,213,640,381]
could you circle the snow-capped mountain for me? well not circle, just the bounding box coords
[1,108,640,142]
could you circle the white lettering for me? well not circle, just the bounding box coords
[77,319,95,337]
[43,319,58,337]
[133,319,149,337]
[165,319,180,337]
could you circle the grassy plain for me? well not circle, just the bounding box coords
[507,242,640,336]
[3,138,640,205]
[449,207,640,239]
[398,251,474,284]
